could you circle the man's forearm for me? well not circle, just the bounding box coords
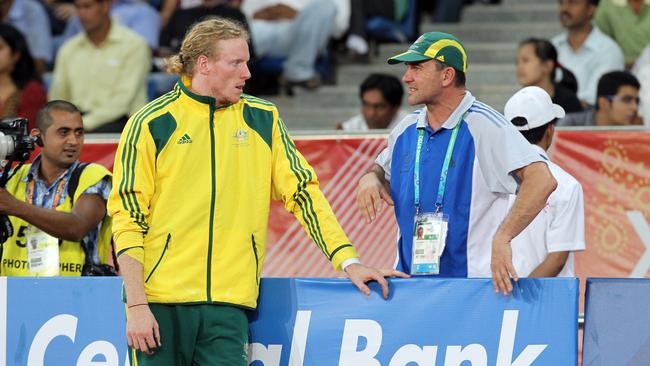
[368,163,387,185]
[495,162,557,242]
[11,198,103,241]
[118,254,148,306]
[528,251,570,277]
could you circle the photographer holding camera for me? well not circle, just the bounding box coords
[0,100,114,277]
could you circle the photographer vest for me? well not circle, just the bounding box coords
[0,163,113,276]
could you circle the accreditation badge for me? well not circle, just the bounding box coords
[26,226,60,276]
[411,212,449,275]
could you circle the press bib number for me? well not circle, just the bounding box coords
[411,212,448,275]
[26,227,60,276]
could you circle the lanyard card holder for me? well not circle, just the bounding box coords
[411,212,448,275]
[26,226,60,276]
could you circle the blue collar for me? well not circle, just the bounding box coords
[25,156,80,190]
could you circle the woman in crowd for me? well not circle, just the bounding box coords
[517,38,583,113]
[0,24,47,130]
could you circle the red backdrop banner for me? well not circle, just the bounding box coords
[79,131,650,280]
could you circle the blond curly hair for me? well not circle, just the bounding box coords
[166,17,249,76]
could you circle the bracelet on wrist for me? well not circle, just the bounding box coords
[127,303,148,309]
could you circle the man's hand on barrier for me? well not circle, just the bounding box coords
[357,168,393,223]
[127,304,161,355]
[345,263,391,299]
[491,234,518,296]
[381,269,410,278]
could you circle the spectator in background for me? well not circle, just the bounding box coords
[345,0,407,62]
[158,0,242,28]
[517,38,583,113]
[240,0,337,90]
[504,86,585,278]
[59,0,161,50]
[0,24,47,130]
[0,101,113,277]
[560,71,641,126]
[49,0,151,133]
[632,45,650,125]
[0,0,53,74]
[595,0,650,67]
[42,0,77,36]
[336,73,409,131]
[159,1,250,54]
[552,0,624,106]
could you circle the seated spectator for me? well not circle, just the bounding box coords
[49,0,151,133]
[59,0,161,50]
[158,0,239,28]
[0,0,53,74]
[345,0,404,62]
[595,0,650,67]
[504,86,585,278]
[632,45,650,125]
[241,0,337,90]
[0,24,47,130]
[517,38,583,114]
[160,1,249,54]
[552,0,624,106]
[559,71,641,126]
[0,101,114,277]
[42,0,77,36]
[336,73,409,131]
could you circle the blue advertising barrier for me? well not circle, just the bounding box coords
[1,277,126,366]
[249,278,578,366]
[0,277,578,366]
[583,278,650,366]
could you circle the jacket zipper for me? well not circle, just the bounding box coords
[206,104,217,302]
[251,234,260,286]
[145,233,171,283]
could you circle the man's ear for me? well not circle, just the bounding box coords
[195,54,210,75]
[442,67,455,87]
[30,128,43,147]
[596,95,609,111]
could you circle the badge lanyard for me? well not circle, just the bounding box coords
[25,177,67,208]
[414,117,462,215]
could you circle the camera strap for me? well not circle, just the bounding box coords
[67,162,89,206]
[68,163,119,274]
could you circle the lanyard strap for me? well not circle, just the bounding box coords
[414,119,462,214]
[26,177,67,209]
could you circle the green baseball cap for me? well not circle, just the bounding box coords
[387,32,468,72]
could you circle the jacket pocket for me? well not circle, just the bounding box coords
[251,234,260,286]
[145,233,171,283]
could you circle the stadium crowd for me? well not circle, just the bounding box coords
[0,0,646,131]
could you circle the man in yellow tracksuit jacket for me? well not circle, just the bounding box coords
[107,18,398,366]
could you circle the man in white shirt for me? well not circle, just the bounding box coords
[336,73,409,131]
[504,86,586,277]
[240,0,336,88]
[552,0,624,106]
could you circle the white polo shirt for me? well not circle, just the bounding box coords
[341,109,410,131]
[509,145,585,277]
[552,26,624,105]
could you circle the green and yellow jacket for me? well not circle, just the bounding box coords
[108,78,358,309]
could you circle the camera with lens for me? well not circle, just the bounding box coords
[0,118,35,247]
[0,117,35,163]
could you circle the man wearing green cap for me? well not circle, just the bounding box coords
[356,32,558,295]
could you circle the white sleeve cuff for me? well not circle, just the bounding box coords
[341,258,361,271]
